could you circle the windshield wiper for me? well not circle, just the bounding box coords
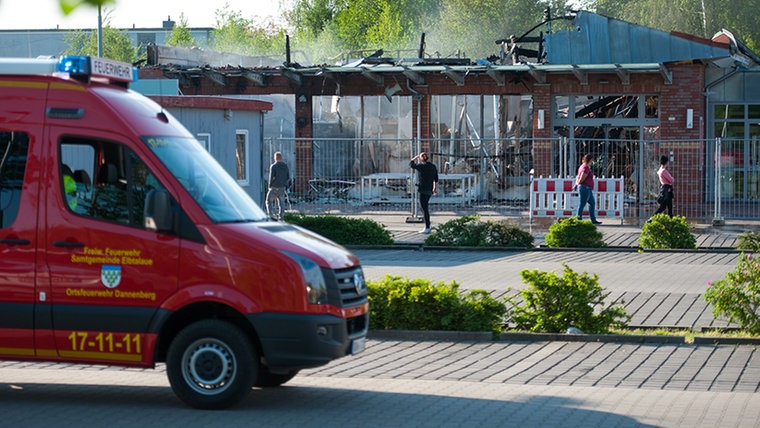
[219,218,266,224]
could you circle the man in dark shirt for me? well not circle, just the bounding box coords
[266,151,290,220]
[410,151,438,234]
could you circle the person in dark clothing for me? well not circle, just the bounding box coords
[649,155,675,221]
[410,151,438,234]
[266,151,290,220]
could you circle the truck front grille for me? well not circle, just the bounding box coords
[324,266,369,308]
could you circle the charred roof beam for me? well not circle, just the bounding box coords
[527,64,546,84]
[486,68,505,86]
[178,73,193,89]
[243,70,267,86]
[282,68,303,86]
[402,67,425,85]
[443,66,465,86]
[614,64,630,85]
[659,63,673,84]
[361,69,385,86]
[203,69,227,87]
[320,70,343,94]
[571,65,588,85]
[321,71,339,84]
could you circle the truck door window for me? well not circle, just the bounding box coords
[144,136,267,223]
[0,131,29,229]
[61,139,166,228]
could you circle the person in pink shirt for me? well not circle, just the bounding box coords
[651,155,675,219]
[575,153,601,225]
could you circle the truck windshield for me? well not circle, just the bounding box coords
[143,136,268,223]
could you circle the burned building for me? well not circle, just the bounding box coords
[137,10,759,221]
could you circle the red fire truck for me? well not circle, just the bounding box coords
[0,56,368,409]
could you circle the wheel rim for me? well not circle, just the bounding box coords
[181,338,237,395]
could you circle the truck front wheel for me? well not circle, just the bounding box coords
[167,320,257,409]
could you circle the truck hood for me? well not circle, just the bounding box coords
[210,221,360,269]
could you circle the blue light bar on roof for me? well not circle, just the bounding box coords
[58,56,90,75]
[58,56,135,83]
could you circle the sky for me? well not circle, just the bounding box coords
[0,0,288,30]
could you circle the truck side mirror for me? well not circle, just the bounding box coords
[144,189,174,232]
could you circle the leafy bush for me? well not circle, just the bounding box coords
[424,215,533,248]
[459,289,510,332]
[704,252,760,334]
[639,214,696,249]
[368,275,507,333]
[508,263,629,334]
[737,231,760,252]
[283,213,393,245]
[544,217,606,248]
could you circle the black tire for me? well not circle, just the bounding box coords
[166,320,257,409]
[254,367,299,388]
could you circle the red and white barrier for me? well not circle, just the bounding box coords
[529,176,624,222]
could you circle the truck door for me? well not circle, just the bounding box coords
[44,132,180,364]
[0,130,39,358]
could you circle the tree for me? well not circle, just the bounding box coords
[286,0,441,57]
[333,0,402,50]
[704,0,760,52]
[61,12,140,63]
[211,5,286,56]
[285,0,335,38]
[283,0,582,62]
[166,13,197,48]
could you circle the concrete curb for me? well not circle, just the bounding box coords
[369,330,494,342]
[347,244,740,253]
[368,329,760,345]
[499,332,685,344]
[692,336,760,345]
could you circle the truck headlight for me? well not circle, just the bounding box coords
[282,251,327,304]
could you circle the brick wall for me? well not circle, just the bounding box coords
[659,64,704,141]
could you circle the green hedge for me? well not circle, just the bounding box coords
[737,231,760,252]
[424,215,534,248]
[283,213,393,245]
[368,275,507,334]
[639,214,696,249]
[544,217,606,248]
[509,263,629,334]
[704,253,760,334]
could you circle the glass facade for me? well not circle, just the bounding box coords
[713,104,760,201]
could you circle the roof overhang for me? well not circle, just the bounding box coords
[290,62,668,84]
[139,61,675,95]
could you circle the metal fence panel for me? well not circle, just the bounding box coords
[263,137,757,223]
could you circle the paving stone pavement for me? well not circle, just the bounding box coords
[3,338,760,427]
[303,339,760,393]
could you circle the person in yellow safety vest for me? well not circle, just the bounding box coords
[62,165,77,211]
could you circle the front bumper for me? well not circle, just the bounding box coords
[248,311,368,371]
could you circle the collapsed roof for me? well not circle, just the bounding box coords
[140,10,747,94]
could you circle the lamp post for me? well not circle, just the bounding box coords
[97,4,103,57]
